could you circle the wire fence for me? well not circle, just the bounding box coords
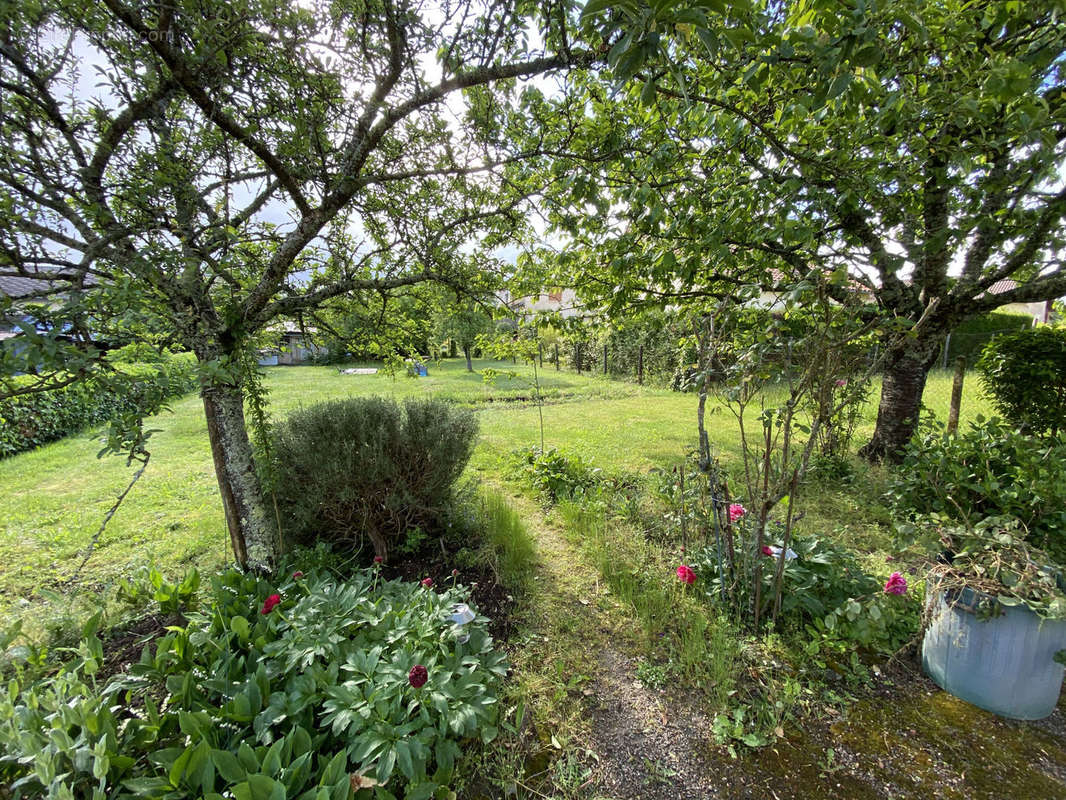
[920,366,997,429]
[934,329,1024,370]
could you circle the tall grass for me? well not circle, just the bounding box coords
[477,489,538,599]
[555,500,737,704]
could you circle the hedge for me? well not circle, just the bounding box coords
[0,353,197,458]
[942,311,1032,364]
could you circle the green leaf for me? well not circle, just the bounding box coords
[231,615,251,640]
[828,73,852,99]
[640,76,657,106]
[580,0,616,20]
[213,750,246,784]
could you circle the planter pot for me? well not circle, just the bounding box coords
[922,586,1066,720]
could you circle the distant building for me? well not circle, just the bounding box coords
[498,288,585,319]
[980,278,1054,325]
[257,326,327,366]
[0,273,96,344]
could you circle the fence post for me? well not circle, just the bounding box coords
[947,355,966,434]
[603,343,608,375]
[576,343,582,374]
[554,343,560,370]
[942,333,952,369]
[638,345,644,385]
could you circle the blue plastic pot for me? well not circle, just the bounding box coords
[922,586,1066,720]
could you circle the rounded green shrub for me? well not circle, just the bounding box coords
[976,326,1066,436]
[270,397,478,561]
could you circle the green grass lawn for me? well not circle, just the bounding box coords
[0,358,994,629]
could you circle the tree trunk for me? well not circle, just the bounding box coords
[202,381,276,569]
[859,332,943,463]
[464,345,473,372]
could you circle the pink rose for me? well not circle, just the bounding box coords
[761,545,774,557]
[884,572,907,595]
[676,564,696,585]
[421,577,434,588]
[261,593,281,614]
[728,503,746,523]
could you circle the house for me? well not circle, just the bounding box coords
[257,326,327,366]
[981,279,1054,325]
[0,273,97,343]
[498,288,585,319]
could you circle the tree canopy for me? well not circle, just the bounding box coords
[535,0,1066,458]
[0,0,597,566]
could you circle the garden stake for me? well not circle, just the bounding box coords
[947,355,966,434]
[679,462,687,555]
[752,420,773,629]
[771,470,800,622]
[709,476,727,603]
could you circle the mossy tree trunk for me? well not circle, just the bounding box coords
[201,378,275,570]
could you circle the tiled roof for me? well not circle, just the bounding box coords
[0,274,93,299]
[985,278,1018,295]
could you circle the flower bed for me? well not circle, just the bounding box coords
[0,564,506,799]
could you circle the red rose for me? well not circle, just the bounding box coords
[373,556,383,564]
[421,577,433,588]
[408,664,428,688]
[761,545,774,557]
[261,593,281,614]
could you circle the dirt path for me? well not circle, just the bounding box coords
[495,489,727,799]
[498,488,1066,800]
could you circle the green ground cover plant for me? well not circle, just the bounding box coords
[887,416,1066,559]
[0,563,505,800]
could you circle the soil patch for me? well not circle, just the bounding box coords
[98,612,172,683]
[386,550,516,642]
[585,649,721,799]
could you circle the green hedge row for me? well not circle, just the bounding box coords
[942,311,1033,363]
[0,353,197,458]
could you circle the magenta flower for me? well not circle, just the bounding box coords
[835,379,847,387]
[421,577,434,588]
[292,571,304,579]
[728,503,746,523]
[761,545,774,557]
[408,664,428,688]
[373,556,384,564]
[884,572,908,595]
[676,564,696,585]
[261,593,281,614]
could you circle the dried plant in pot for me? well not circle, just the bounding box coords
[920,516,1066,719]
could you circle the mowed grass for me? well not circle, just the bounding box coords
[0,357,994,626]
